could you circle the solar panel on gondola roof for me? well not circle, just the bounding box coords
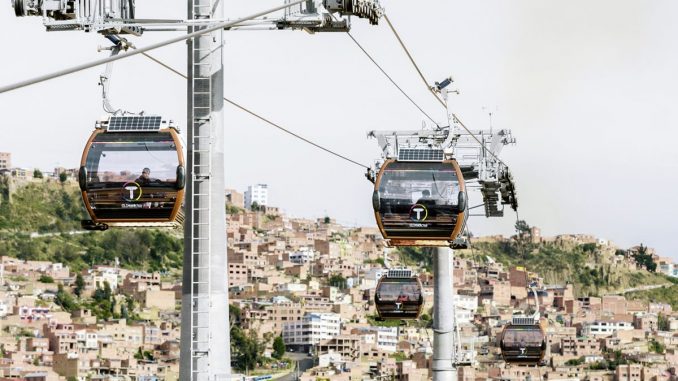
[107,116,162,132]
[398,148,444,162]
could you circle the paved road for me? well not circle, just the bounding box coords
[29,230,88,238]
[276,353,313,381]
[621,283,670,294]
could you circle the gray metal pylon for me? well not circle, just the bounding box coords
[433,246,457,381]
[179,0,230,378]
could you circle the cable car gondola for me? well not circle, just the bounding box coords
[499,316,546,364]
[78,115,185,230]
[375,268,424,320]
[500,284,546,364]
[372,158,467,246]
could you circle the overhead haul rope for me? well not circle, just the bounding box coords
[141,52,370,170]
[382,14,509,168]
[0,0,368,170]
[0,0,306,94]
[342,30,440,127]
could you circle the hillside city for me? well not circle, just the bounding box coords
[0,156,678,381]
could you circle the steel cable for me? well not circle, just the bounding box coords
[142,52,370,169]
[382,14,509,168]
[343,31,440,127]
[0,0,305,94]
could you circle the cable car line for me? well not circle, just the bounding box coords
[0,0,306,95]
[341,29,440,127]
[226,98,370,169]
[382,14,510,169]
[141,52,371,170]
[382,14,446,109]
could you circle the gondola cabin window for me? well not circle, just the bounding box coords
[86,135,179,187]
[376,281,421,302]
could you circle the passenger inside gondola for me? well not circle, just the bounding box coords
[375,274,423,320]
[378,282,421,302]
[503,327,543,346]
[136,167,161,186]
[417,189,433,204]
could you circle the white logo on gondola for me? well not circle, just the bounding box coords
[409,204,428,221]
[395,302,402,311]
[122,181,143,202]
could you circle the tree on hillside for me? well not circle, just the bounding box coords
[272,335,286,359]
[59,172,68,184]
[329,273,347,289]
[229,304,241,328]
[515,220,531,237]
[74,274,85,297]
[649,339,665,354]
[250,201,260,211]
[565,357,584,366]
[231,327,264,372]
[55,284,78,312]
[33,169,43,179]
[658,314,670,331]
[632,244,657,272]
[93,281,112,302]
[514,219,533,261]
[90,281,115,321]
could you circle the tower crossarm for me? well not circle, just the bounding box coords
[12,0,384,34]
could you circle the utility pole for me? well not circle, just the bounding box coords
[179,0,230,379]
[433,246,456,381]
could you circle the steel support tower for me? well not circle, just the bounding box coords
[179,0,230,378]
[433,246,457,381]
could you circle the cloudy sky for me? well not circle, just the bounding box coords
[0,1,676,259]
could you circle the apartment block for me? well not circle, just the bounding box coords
[282,312,341,350]
[581,320,634,336]
[633,313,658,332]
[244,184,268,209]
[602,295,626,315]
[615,364,642,381]
[0,152,10,170]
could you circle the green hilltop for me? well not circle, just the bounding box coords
[396,227,673,302]
[0,178,182,272]
[0,177,84,232]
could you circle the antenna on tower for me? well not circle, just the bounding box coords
[488,111,493,134]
